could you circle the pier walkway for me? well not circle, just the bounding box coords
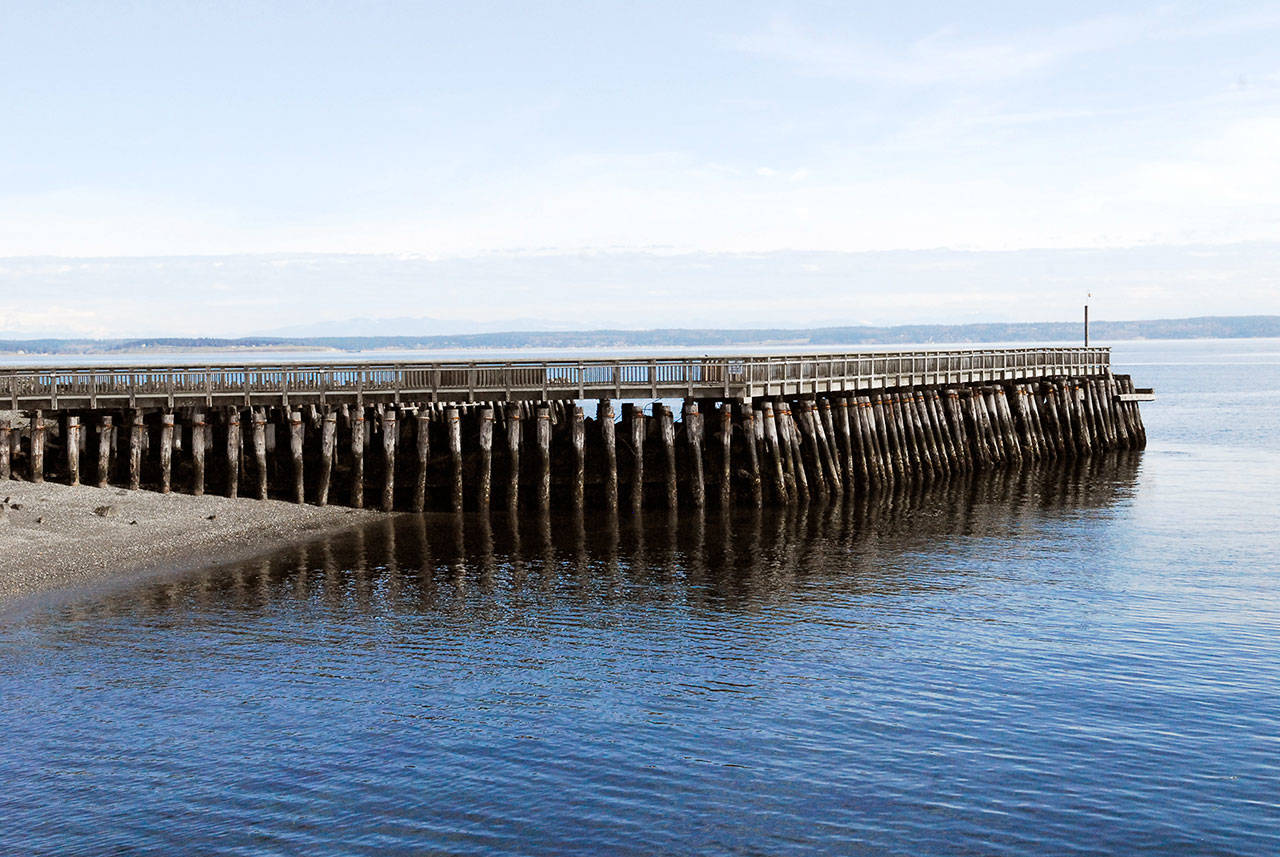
[5,348,1108,411]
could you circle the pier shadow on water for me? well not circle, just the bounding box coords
[80,451,1145,619]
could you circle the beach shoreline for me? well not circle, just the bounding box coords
[0,481,379,608]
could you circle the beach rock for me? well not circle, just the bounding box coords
[9,503,22,511]
[93,505,119,518]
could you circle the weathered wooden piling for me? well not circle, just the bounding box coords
[910,393,931,476]
[1063,381,1083,454]
[978,390,1002,465]
[1070,383,1093,455]
[764,401,789,501]
[783,405,809,503]
[159,412,174,493]
[934,390,957,472]
[719,404,733,508]
[950,390,971,470]
[853,397,879,486]
[849,397,874,487]
[535,406,551,510]
[128,410,143,490]
[1083,382,1105,450]
[378,408,395,512]
[924,390,947,476]
[891,394,918,479]
[834,397,857,490]
[1120,376,1148,448]
[442,407,461,512]
[1038,383,1064,457]
[995,389,1022,466]
[684,401,706,509]
[797,402,827,499]
[1027,384,1050,458]
[741,403,763,507]
[571,406,585,508]
[65,415,80,486]
[812,400,835,496]
[476,408,493,512]
[7,421,18,481]
[506,404,522,514]
[1090,380,1113,448]
[875,394,897,484]
[894,393,919,479]
[888,395,913,478]
[659,403,678,509]
[190,412,205,495]
[1008,387,1033,460]
[761,400,788,505]
[816,399,843,495]
[1079,381,1100,448]
[627,405,646,513]
[0,422,9,486]
[226,409,240,498]
[928,391,957,473]
[599,399,618,513]
[288,409,305,505]
[0,418,10,481]
[870,395,895,483]
[913,393,940,479]
[974,389,1000,468]
[1109,377,1132,449]
[29,411,45,484]
[348,406,365,508]
[1110,379,1131,446]
[1030,383,1052,458]
[318,410,337,506]
[251,408,268,500]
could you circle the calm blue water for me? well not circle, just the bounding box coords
[2,339,1278,855]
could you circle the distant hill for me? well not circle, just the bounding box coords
[2,315,1278,355]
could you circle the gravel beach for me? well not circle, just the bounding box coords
[0,481,377,605]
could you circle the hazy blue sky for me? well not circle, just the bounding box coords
[2,1,1278,335]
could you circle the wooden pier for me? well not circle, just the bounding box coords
[0,348,1148,512]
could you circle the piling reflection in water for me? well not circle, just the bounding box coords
[82,451,1144,618]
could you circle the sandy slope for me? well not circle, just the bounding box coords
[0,480,377,605]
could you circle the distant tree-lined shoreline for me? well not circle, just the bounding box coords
[2,315,1277,355]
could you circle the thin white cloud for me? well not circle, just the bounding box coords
[727,5,1280,87]
[727,12,1143,85]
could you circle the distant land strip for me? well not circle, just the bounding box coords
[2,315,1278,355]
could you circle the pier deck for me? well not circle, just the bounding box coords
[4,348,1109,411]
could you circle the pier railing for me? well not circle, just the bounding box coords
[3,347,1110,410]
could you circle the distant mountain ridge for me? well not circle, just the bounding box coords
[2,315,1278,355]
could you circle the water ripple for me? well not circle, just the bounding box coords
[3,409,1280,854]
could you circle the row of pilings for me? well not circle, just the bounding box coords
[0,374,1145,512]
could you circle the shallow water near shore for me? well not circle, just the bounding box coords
[2,340,1279,855]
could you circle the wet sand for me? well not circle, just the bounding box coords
[0,481,377,605]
